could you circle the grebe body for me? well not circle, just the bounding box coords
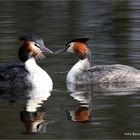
[56,38,140,85]
[0,33,53,91]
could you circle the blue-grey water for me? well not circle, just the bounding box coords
[0,1,140,139]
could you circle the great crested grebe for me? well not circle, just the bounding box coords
[0,33,53,91]
[56,38,140,85]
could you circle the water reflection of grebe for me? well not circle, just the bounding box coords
[20,87,53,133]
[20,110,46,133]
[66,83,92,122]
[68,106,91,122]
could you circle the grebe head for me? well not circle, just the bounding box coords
[18,33,53,62]
[56,38,89,60]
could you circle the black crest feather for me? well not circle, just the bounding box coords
[19,33,44,45]
[67,37,89,44]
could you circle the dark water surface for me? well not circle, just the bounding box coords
[0,1,140,139]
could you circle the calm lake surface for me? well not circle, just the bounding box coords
[0,1,140,139]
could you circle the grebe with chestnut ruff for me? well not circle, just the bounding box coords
[56,38,140,85]
[0,33,53,91]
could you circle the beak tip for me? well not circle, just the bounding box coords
[55,48,65,54]
[42,46,53,54]
[50,51,54,53]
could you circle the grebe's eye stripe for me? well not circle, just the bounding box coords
[65,44,70,50]
[34,43,40,48]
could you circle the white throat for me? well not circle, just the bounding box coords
[66,58,90,83]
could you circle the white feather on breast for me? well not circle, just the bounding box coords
[25,58,53,92]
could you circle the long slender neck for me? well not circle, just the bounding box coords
[74,58,90,71]
[66,58,90,83]
[25,58,39,74]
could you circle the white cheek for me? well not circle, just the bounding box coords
[67,42,74,53]
[31,42,42,53]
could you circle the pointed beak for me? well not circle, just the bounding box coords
[55,48,66,54]
[40,46,53,53]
